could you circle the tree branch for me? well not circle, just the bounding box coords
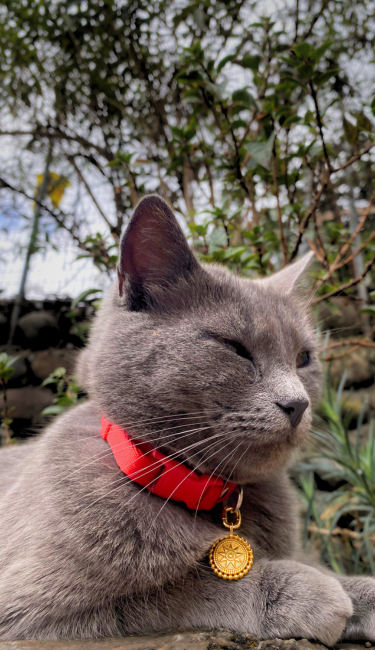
[309,79,332,172]
[332,142,375,173]
[313,191,374,290]
[289,172,329,262]
[69,157,119,242]
[311,249,375,305]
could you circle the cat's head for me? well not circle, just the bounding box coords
[81,195,321,483]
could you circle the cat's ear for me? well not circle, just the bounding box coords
[118,195,198,308]
[260,251,315,294]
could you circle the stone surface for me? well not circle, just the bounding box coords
[30,348,77,381]
[0,386,54,421]
[0,629,370,650]
[17,312,60,350]
[329,347,375,390]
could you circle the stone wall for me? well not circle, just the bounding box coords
[0,297,94,440]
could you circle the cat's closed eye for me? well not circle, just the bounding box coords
[296,351,310,368]
[205,333,253,363]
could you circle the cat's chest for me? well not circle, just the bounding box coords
[235,481,298,560]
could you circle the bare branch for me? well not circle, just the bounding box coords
[312,249,375,305]
[308,523,375,542]
[314,191,375,290]
[69,157,118,242]
[309,79,332,172]
[332,142,375,173]
[289,172,329,262]
[320,345,360,361]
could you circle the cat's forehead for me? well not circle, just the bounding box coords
[198,267,314,348]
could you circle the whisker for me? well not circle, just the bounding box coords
[153,435,241,524]
[192,436,246,528]
[55,411,215,448]
[115,433,234,520]
[54,422,214,485]
[74,431,231,511]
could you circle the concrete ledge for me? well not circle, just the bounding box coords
[0,629,371,650]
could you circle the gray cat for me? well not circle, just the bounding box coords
[0,195,374,642]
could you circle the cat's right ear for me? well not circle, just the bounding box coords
[118,195,198,309]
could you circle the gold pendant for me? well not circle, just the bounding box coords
[209,503,254,581]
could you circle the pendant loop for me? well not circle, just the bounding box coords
[222,506,241,530]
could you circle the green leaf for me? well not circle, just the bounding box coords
[244,132,276,170]
[294,42,313,60]
[232,88,256,108]
[223,246,246,260]
[371,98,375,118]
[237,56,260,71]
[42,367,67,387]
[283,114,303,127]
[309,41,333,65]
[343,117,358,145]
[280,56,300,68]
[71,288,103,310]
[360,306,375,315]
[189,223,208,237]
[232,118,248,129]
[41,405,66,416]
[297,63,314,80]
[352,112,372,133]
[304,109,315,125]
[217,54,235,72]
[184,89,202,104]
[314,69,339,87]
[277,76,307,90]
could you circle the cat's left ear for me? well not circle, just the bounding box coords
[260,251,315,294]
[118,195,198,308]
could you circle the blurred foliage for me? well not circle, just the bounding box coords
[42,367,84,416]
[0,0,374,305]
[297,376,375,575]
[0,353,17,444]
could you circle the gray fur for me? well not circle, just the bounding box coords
[0,195,373,643]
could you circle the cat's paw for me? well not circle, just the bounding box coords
[259,561,353,646]
[339,576,375,641]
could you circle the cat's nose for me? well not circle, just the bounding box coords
[276,398,309,427]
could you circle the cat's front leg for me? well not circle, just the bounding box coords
[338,576,375,641]
[127,559,353,645]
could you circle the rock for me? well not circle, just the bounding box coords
[30,349,77,381]
[0,386,54,420]
[17,311,60,351]
[319,297,364,337]
[0,629,368,650]
[329,347,375,389]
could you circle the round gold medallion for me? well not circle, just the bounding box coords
[209,534,253,581]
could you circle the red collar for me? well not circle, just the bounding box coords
[100,415,237,511]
